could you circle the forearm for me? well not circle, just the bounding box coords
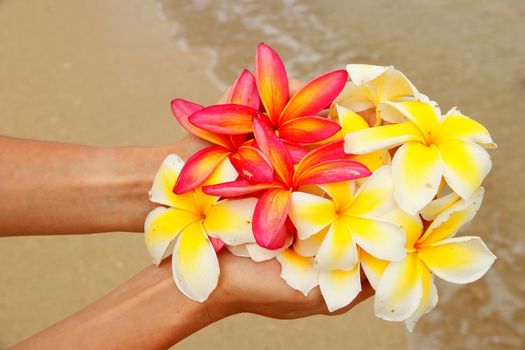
[0,135,203,236]
[12,260,228,350]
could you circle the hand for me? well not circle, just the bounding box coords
[207,251,374,320]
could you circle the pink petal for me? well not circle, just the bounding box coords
[279,116,341,144]
[171,98,232,148]
[203,178,283,197]
[253,115,294,186]
[279,70,348,123]
[295,159,371,186]
[283,141,309,164]
[228,69,261,110]
[229,146,274,182]
[173,146,231,194]
[253,189,291,249]
[189,104,257,134]
[294,139,348,177]
[256,43,289,124]
[209,237,225,252]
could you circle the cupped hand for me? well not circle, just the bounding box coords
[209,251,374,320]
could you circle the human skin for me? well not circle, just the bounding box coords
[2,82,374,348]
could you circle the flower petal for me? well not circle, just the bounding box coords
[295,159,371,186]
[203,198,257,245]
[289,192,337,240]
[319,180,355,211]
[346,64,391,85]
[293,226,329,257]
[295,139,348,176]
[283,141,309,164]
[437,111,496,148]
[391,142,443,214]
[253,189,291,249]
[420,188,484,244]
[418,236,496,284]
[255,43,289,123]
[279,116,341,144]
[319,262,362,312]
[350,149,391,173]
[203,178,283,198]
[336,104,371,134]
[378,101,441,140]
[170,98,232,148]
[253,115,294,185]
[144,207,201,265]
[384,208,424,250]
[228,69,261,109]
[172,221,219,302]
[279,70,348,123]
[226,243,250,258]
[420,191,461,221]
[276,248,319,296]
[246,234,293,262]
[437,139,492,200]
[360,249,389,290]
[405,264,438,332]
[188,104,257,134]
[229,146,274,182]
[346,216,406,262]
[193,157,238,212]
[335,82,376,113]
[344,122,424,155]
[343,166,395,217]
[173,146,230,194]
[149,154,199,213]
[209,237,224,253]
[315,218,358,270]
[374,253,423,321]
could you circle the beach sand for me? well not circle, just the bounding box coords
[0,0,523,349]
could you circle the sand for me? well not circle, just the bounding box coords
[0,0,523,349]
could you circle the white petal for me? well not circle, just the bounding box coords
[289,191,337,240]
[276,249,319,296]
[203,197,257,245]
[346,64,392,85]
[172,221,219,302]
[391,142,443,214]
[374,253,423,321]
[144,207,201,265]
[319,263,362,312]
[315,218,358,270]
[418,236,496,284]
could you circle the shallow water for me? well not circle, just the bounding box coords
[157,0,525,349]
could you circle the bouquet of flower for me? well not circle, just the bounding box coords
[144,43,496,331]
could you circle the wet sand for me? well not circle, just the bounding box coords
[1,0,524,349]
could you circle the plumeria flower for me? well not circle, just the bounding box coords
[335,64,420,125]
[285,166,406,311]
[170,70,281,193]
[367,188,496,331]
[345,101,496,214]
[144,154,257,302]
[189,43,347,145]
[203,115,371,250]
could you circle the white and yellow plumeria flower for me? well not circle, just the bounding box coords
[335,64,420,125]
[345,101,496,214]
[284,166,406,311]
[367,187,495,331]
[145,154,257,302]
